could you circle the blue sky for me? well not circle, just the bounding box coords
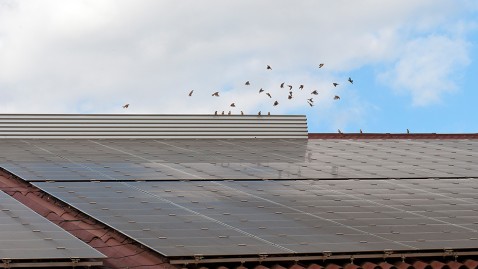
[1,1,477,133]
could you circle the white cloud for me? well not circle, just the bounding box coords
[0,0,475,125]
[378,35,470,106]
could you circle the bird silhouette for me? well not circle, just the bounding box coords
[333,83,339,87]
[212,92,220,97]
[241,111,244,115]
[348,77,353,84]
[245,81,250,85]
[280,82,284,88]
[188,90,194,96]
[266,93,272,98]
[287,85,293,90]
[221,111,225,115]
[338,129,342,134]
[122,104,129,109]
[230,103,235,107]
[407,129,410,134]
[334,95,340,100]
[259,88,264,93]
[258,111,261,116]
[360,129,363,134]
[214,111,218,115]
[267,112,271,115]
[273,101,279,106]
[311,90,318,95]
[228,111,231,115]
[267,65,272,70]
[288,95,293,100]
[307,98,314,103]
[307,101,314,107]
[319,63,324,68]
[299,85,304,90]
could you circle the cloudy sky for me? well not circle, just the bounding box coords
[1,0,477,133]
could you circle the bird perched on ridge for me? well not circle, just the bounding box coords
[212,92,220,97]
[122,104,129,109]
[338,129,342,134]
[241,111,244,115]
[228,111,231,115]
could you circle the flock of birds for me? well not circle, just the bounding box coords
[120,65,416,134]
[180,63,353,116]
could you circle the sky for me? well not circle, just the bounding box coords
[0,0,477,133]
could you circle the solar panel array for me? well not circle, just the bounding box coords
[0,139,476,181]
[0,190,105,260]
[1,138,477,258]
[34,178,478,257]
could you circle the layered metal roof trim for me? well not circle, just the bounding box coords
[0,114,308,139]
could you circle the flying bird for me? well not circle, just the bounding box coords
[245,81,250,85]
[319,63,324,68]
[333,83,339,87]
[273,100,279,106]
[348,77,353,84]
[122,104,129,109]
[266,92,272,98]
[307,98,314,103]
[212,92,220,97]
[267,65,272,70]
[311,90,318,95]
[288,85,293,90]
[188,90,194,96]
[307,101,314,107]
[259,88,264,93]
[299,85,304,90]
[280,82,285,88]
[334,95,340,100]
[230,103,235,107]
[288,95,293,100]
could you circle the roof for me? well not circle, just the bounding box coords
[0,114,476,269]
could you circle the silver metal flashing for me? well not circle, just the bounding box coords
[0,114,308,139]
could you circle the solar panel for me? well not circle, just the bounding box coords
[0,190,105,260]
[34,178,478,257]
[1,139,477,182]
